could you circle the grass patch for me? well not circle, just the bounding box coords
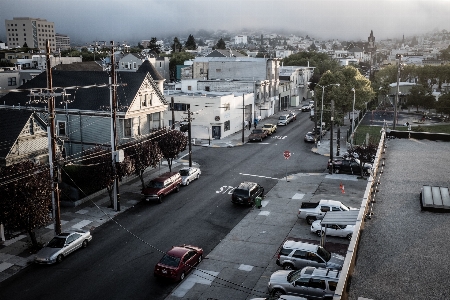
[354,124,450,145]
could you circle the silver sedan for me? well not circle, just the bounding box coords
[179,167,201,186]
[34,229,92,264]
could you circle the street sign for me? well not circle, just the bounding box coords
[283,150,291,159]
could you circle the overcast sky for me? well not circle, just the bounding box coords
[1,0,449,45]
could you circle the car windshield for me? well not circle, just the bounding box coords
[340,204,350,211]
[263,125,271,128]
[317,246,332,262]
[47,237,66,248]
[279,116,286,120]
[159,254,181,267]
[179,170,190,176]
[233,189,249,197]
[287,269,303,283]
[253,129,263,133]
[147,181,164,188]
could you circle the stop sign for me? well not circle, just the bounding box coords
[283,150,291,159]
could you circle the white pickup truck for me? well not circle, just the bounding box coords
[297,199,356,225]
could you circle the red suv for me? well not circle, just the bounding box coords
[141,172,182,203]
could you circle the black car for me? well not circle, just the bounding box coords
[304,132,316,143]
[328,159,370,176]
[231,182,264,206]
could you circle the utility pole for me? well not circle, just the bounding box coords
[329,100,335,174]
[187,107,192,167]
[171,97,175,130]
[46,40,61,235]
[394,54,402,129]
[110,42,120,211]
[242,93,245,143]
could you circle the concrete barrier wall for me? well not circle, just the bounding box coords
[333,131,386,300]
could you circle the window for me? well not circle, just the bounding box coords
[216,69,221,72]
[328,281,338,291]
[173,103,190,111]
[205,86,210,92]
[188,86,192,91]
[224,120,230,132]
[309,278,326,290]
[124,119,132,137]
[57,121,66,136]
[306,252,323,263]
[29,119,34,135]
[133,62,136,69]
[8,77,17,86]
[292,250,306,259]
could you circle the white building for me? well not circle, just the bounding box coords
[163,90,254,141]
[234,35,248,45]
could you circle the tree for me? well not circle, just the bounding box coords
[215,38,226,50]
[157,129,188,172]
[148,37,161,54]
[436,92,450,117]
[169,51,195,81]
[282,52,340,76]
[308,42,318,52]
[406,85,433,112]
[347,143,378,178]
[184,34,197,50]
[316,66,374,127]
[83,146,133,207]
[171,37,182,53]
[0,161,52,248]
[125,138,162,189]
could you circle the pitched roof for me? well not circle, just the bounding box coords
[0,109,33,158]
[206,49,246,58]
[0,70,151,112]
[137,60,164,80]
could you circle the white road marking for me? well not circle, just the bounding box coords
[292,193,305,200]
[239,173,279,180]
[238,264,254,271]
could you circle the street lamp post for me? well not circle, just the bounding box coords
[316,83,340,141]
[351,88,356,147]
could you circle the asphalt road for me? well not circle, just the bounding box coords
[0,110,328,300]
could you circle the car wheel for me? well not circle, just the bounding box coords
[260,137,263,142]
[317,230,324,237]
[283,263,294,270]
[158,195,163,203]
[198,255,203,264]
[186,180,190,186]
[306,216,316,225]
[56,254,64,263]
[197,173,200,180]
[272,289,284,298]
[82,240,88,248]
[180,272,185,281]
[175,185,180,192]
[347,234,352,240]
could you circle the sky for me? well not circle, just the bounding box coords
[1,0,449,45]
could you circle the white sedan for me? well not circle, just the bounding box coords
[179,167,201,186]
[311,220,355,240]
[34,230,92,264]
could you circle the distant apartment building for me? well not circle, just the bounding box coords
[234,35,248,45]
[55,33,70,51]
[5,17,56,52]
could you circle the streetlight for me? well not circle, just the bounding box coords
[316,83,340,141]
[351,88,356,147]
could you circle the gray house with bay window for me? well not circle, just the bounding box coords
[0,60,168,160]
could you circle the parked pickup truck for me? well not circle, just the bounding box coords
[297,199,356,225]
[248,128,267,142]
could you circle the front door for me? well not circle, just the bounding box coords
[212,126,221,139]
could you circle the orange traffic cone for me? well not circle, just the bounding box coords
[340,183,345,194]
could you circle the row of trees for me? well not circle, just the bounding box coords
[0,129,188,248]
